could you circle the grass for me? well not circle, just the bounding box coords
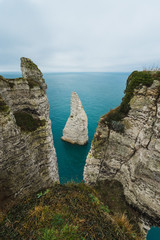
[101,70,160,131]
[113,214,137,238]
[95,180,144,238]
[14,111,46,132]
[0,182,143,240]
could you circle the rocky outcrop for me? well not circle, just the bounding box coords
[84,71,160,227]
[21,57,47,91]
[61,92,88,145]
[0,58,59,203]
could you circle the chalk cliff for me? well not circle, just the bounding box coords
[84,71,160,227]
[61,92,88,145]
[0,57,59,203]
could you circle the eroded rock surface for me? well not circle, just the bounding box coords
[84,71,160,227]
[61,92,88,145]
[21,57,47,91]
[0,58,59,203]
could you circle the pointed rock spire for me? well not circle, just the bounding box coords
[21,57,47,91]
[61,92,88,145]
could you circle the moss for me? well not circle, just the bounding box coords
[0,95,10,113]
[92,138,105,158]
[101,71,160,132]
[0,183,142,240]
[121,71,153,114]
[14,111,46,132]
[0,75,23,88]
[27,78,41,89]
[7,78,23,88]
[23,59,39,71]
[88,153,92,159]
[93,138,103,149]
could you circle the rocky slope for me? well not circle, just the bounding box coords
[84,71,160,229]
[0,57,59,204]
[61,92,88,145]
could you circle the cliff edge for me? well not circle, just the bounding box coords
[84,71,160,229]
[0,58,59,204]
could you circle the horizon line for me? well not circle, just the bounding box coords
[0,70,132,74]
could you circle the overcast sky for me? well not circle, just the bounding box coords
[0,0,160,72]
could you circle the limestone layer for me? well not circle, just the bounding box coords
[84,73,160,225]
[0,58,59,202]
[61,92,88,145]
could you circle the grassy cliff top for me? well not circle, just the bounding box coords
[21,57,39,71]
[100,70,160,130]
[0,182,143,240]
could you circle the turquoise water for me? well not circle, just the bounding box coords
[1,72,128,183]
[2,72,160,239]
[44,72,128,184]
[147,227,160,240]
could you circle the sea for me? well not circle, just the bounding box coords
[2,72,159,239]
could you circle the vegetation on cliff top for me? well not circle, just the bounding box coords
[101,70,160,130]
[21,58,39,71]
[14,111,46,132]
[0,182,143,240]
[0,75,19,89]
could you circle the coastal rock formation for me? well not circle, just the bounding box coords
[0,58,59,203]
[84,71,160,227]
[61,92,88,145]
[21,57,47,91]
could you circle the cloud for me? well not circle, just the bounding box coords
[1,0,160,72]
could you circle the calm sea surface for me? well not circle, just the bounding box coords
[2,72,160,239]
[44,72,128,184]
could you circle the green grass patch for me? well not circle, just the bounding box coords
[0,183,143,240]
[120,71,153,114]
[14,111,46,132]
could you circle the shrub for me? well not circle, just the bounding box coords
[14,111,46,132]
[111,121,124,133]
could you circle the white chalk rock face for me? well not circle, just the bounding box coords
[61,92,88,145]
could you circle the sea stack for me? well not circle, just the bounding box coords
[61,92,88,145]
